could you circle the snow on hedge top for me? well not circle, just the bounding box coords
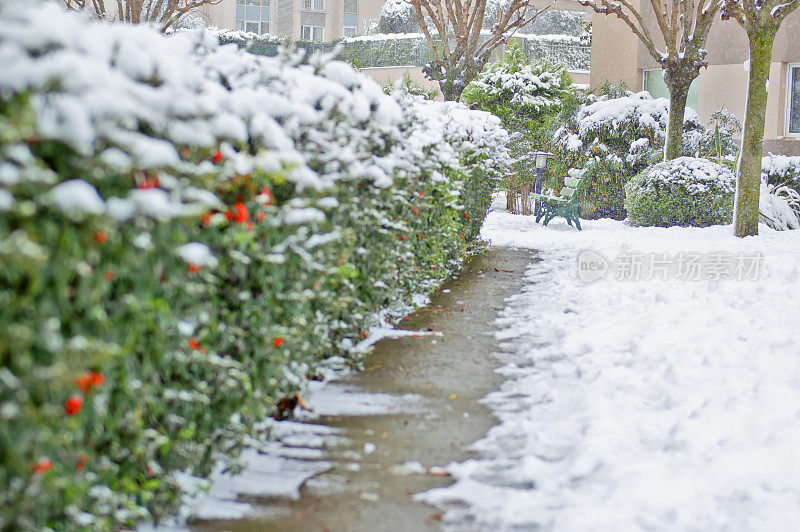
[643,157,735,195]
[0,1,510,200]
[465,61,570,111]
[577,91,699,140]
[762,154,800,184]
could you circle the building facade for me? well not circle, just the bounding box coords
[199,0,384,41]
[590,1,800,155]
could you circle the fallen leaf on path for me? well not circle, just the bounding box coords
[493,268,515,272]
[449,393,459,400]
[273,393,313,420]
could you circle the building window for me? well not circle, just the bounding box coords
[301,0,325,11]
[643,69,699,111]
[235,0,269,34]
[301,25,324,41]
[343,12,357,37]
[787,63,800,135]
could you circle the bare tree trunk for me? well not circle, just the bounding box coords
[734,30,776,237]
[664,83,689,160]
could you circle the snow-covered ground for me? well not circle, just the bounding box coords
[420,194,800,531]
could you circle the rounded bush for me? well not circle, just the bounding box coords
[624,157,735,227]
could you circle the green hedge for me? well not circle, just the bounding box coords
[0,4,510,529]
[624,157,735,227]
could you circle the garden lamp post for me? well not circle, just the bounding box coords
[531,150,553,215]
[532,150,554,195]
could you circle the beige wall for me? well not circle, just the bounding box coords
[359,66,442,98]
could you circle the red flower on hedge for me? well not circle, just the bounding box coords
[103,270,115,282]
[76,371,104,393]
[64,395,83,416]
[212,149,224,164]
[188,264,200,274]
[273,337,284,348]
[76,372,93,393]
[31,458,52,474]
[75,453,90,471]
[233,202,248,223]
[257,211,266,222]
[464,211,469,218]
[91,372,104,388]
[94,230,107,244]
[188,338,199,350]
[137,174,160,189]
[200,212,213,226]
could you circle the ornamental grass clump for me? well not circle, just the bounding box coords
[0,2,511,530]
[624,157,735,227]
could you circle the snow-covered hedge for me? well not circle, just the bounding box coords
[624,157,735,227]
[0,2,511,530]
[762,153,800,194]
[549,91,705,219]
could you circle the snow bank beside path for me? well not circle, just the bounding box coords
[420,194,800,531]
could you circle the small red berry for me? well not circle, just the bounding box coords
[103,270,115,282]
[64,395,83,416]
[211,149,223,164]
[361,332,368,338]
[94,230,107,244]
[400,235,405,241]
[188,338,199,350]
[188,264,200,274]
[273,337,284,348]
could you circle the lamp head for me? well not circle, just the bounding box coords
[533,150,553,170]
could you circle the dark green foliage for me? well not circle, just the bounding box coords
[624,157,735,227]
[0,88,501,531]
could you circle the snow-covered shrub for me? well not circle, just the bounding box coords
[376,0,419,33]
[0,2,510,530]
[461,40,573,131]
[624,157,735,227]
[762,153,800,195]
[549,91,704,219]
[686,107,741,163]
[760,180,800,230]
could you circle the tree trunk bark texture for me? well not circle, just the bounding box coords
[665,85,689,161]
[735,30,776,237]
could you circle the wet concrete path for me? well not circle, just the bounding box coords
[192,247,537,532]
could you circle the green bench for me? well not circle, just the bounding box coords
[530,168,586,230]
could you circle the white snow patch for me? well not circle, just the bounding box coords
[419,193,800,530]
